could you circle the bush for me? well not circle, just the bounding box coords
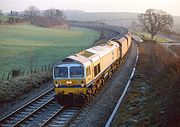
[0,72,52,102]
[11,69,21,77]
[32,16,67,27]
[138,42,180,126]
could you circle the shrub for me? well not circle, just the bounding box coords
[11,69,21,77]
[0,72,52,102]
[138,42,180,126]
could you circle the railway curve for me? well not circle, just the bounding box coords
[69,21,129,38]
[0,22,131,127]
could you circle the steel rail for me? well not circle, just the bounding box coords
[0,87,54,126]
[40,106,65,127]
[13,97,55,127]
[105,43,139,127]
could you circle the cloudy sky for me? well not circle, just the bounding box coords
[0,0,180,16]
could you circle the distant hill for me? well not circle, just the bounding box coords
[64,10,139,27]
[64,10,180,32]
[64,10,138,20]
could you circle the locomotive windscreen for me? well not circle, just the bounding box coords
[70,66,84,78]
[54,67,68,78]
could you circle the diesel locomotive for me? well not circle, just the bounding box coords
[53,32,132,106]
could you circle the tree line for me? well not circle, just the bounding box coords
[0,6,67,27]
[1,7,174,39]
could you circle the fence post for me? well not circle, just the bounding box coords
[7,72,11,80]
[2,73,5,81]
[41,66,43,72]
[45,65,47,71]
[22,71,25,76]
[48,65,51,71]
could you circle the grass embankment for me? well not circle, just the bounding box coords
[134,32,168,42]
[0,72,51,102]
[169,45,180,56]
[112,43,180,127]
[0,24,100,102]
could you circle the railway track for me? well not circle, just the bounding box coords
[0,23,129,127]
[0,87,80,127]
[40,107,79,127]
[0,87,55,126]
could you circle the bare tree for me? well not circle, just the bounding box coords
[138,9,173,39]
[9,10,19,16]
[43,8,55,17]
[43,8,63,18]
[55,9,64,18]
[24,5,40,23]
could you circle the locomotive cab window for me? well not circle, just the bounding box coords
[94,64,101,76]
[70,66,84,78]
[86,67,91,77]
[54,67,68,78]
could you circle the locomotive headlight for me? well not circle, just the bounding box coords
[54,81,61,87]
[81,84,85,87]
[80,80,85,87]
[66,81,72,84]
[55,83,59,87]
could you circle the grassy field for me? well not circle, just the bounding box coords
[0,24,100,77]
[0,15,8,21]
[134,31,168,42]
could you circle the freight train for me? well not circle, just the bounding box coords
[53,32,132,106]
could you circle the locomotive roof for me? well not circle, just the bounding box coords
[65,41,119,67]
[111,32,131,42]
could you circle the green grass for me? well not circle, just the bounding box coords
[0,24,100,76]
[134,32,168,42]
[0,15,20,21]
[0,15,8,21]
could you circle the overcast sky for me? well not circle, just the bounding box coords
[0,0,180,16]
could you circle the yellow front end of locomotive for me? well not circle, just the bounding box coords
[54,79,87,95]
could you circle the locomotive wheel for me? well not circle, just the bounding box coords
[97,81,101,89]
[92,86,97,94]
[101,79,104,86]
[109,72,112,78]
[86,94,91,102]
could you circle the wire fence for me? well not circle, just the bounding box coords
[0,64,52,83]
